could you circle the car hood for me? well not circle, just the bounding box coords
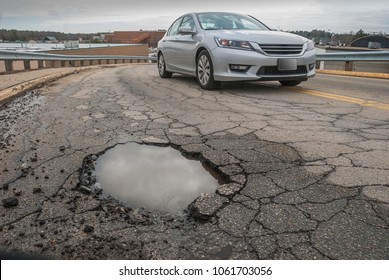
[206,30,307,45]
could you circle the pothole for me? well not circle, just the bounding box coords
[79,142,222,213]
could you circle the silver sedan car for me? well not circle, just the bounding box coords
[157,12,316,90]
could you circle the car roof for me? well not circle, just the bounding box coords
[192,12,247,16]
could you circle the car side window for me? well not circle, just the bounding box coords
[180,16,195,31]
[167,17,182,36]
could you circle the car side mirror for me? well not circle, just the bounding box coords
[178,26,196,35]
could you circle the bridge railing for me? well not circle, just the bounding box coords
[1,50,388,74]
[316,51,389,61]
[316,51,389,72]
[0,50,157,73]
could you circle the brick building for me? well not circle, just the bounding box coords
[105,31,166,47]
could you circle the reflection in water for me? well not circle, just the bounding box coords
[95,143,219,213]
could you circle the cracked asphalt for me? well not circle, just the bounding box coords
[1,65,388,259]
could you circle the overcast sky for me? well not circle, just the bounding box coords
[1,0,388,34]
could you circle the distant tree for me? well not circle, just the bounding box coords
[290,29,332,44]
[0,29,6,41]
[352,29,369,41]
[30,31,36,41]
[10,29,19,41]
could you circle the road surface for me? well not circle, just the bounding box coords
[1,65,388,259]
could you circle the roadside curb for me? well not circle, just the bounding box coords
[317,69,389,79]
[0,67,92,105]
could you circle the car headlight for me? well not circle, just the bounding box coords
[215,37,254,51]
[306,40,315,51]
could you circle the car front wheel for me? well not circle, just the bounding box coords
[158,53,172,78]
[279,80,302,86]
[196,50,220,90]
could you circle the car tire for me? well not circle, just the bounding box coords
[279,80,302,86]
[196,50,220,90]
[158,53,172,78]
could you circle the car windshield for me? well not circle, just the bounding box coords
[197,13,270,31]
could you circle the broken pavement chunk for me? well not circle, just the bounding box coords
[189,193,228,220]
[2,197,19,208]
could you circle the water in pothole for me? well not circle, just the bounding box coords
[94,142,220,213]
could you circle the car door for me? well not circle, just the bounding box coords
[173,15,198,75]
[161,15,198,74]
[161,17,183,72]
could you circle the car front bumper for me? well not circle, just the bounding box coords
[210,47,316,82]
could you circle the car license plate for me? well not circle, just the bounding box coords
[278,59,297,71]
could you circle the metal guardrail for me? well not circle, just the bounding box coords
[1,49,388,73]
[0,50,157,73]
[316,51,389,61]
[316,51,389,72]
[2,49,387,62]
[0,50,155,62]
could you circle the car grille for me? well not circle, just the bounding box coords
[258,44,303,55]
[257,66,307,76]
